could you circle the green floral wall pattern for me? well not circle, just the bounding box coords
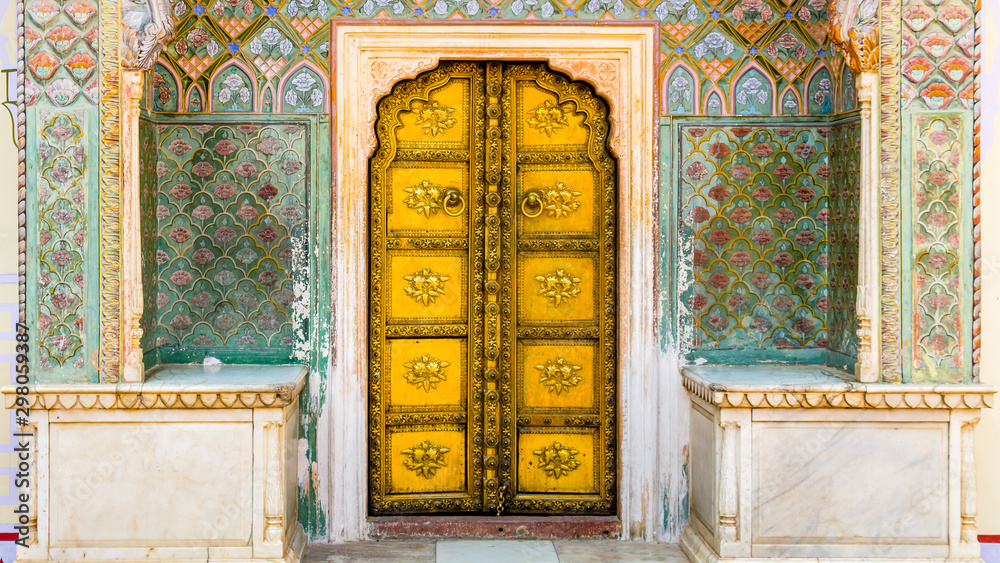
[678,120,858,365]
[154,122,309,360]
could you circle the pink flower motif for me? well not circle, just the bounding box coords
[752,185,773,201]
[688,293,708,310]
[794,186,816,202]
[258,270,279,286]
[752,143,773,159]
[731,251,752,267]
[170,270,193,285]
[816,297,830,312]
[191,205,214,221]
[257,226,278,242]
[797,6,810,20]
[927,253,949,269]
[157,205,170,221]
[192,291,214,309]
[752,230,773,245]
[279,205,302,221]
[773,251,794,268]
[214,139,237,156]
[692,250,710,267]
[257,183,278,200]
[236,205,259,221]
[730,165,752,180]
[730,208,753,224]
[169,226,191,243]
[751,273,772,289]
[709,229,731,246]
[686,161,709,181]
[731,127,753,137]
[214,226,237,242]
[729,295,749,310]
[38,314,51,331]
[794,143,816,159]
[52,250,73,266]
[689,128,707,138]
[815,164,830,180]
[51,292,72,309]
[773,295,795,311]
[776,32,798,49]
[794,230,816,246]
[192,161,214,178]
[775,208,796,224]
[156,292,169,309]
[928,130,950,146]
[51,166,72,183]
[817,253,829,268]
[817,208,830,225]
[168,139,192,156]
[927,294,951,309]
[707,142,732,160]
[773,164,796,180]
[706,316,729,332]
[39,231,52,245]
[709,272,730,288]
[255,137,283,156]
[794,274,815,289]
[214,183,236,199]
[750,317,772,333]
[928,170,949,186]
[775,127,794,137]
[238,125,258,135]
[708,185,731,201]
[170,314,192,330]
[192,248,215,264]
[156,250,169,266]
[690,207,711,223]
[236,162,258,178]
[792,317,815,333]
[928,212,949,227]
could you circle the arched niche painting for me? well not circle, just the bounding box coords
[704,91,723,116]
[666,65,696,114]
[732,68,773,115]
[151,63,179,112]
[807,66,833,114]
[212,64,255,113]
[780,88,800,115]
[281,65,327,113]
[841,70,856,111]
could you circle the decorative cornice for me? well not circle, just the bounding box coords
[120,0,176,70]
[682,368,996,410]
[828,0,880,74]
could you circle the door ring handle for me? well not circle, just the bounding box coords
[442,188,465,217]
[521,191,544,218]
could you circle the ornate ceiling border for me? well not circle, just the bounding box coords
[879,0,903,382]
[331,22,658,541]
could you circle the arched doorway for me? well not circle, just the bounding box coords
[367,61,618,516]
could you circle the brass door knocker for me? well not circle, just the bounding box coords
[443,188,466,217]
[521,190,544,218]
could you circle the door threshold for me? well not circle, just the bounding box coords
[368,515,621,540]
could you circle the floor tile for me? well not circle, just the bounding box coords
[552,540,689,563]
[436,540,560,563]
[307,540,437,563]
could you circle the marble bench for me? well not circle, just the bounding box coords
[2,364,308,563]
[679,364,995,563]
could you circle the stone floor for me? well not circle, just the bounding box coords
[306,539,689,563]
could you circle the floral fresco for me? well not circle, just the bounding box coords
[24,0,98,107]
[155,122,309,354]
[679,122,859,358]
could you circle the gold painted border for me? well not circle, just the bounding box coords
[99,0,122,383]
[879,0,902,382]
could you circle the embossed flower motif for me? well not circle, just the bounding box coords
[794,274,815,289]
[708,185,730,201]
[927,253,949,269]
[730,165,752,181]
[794,186,816,202]
[535,269,582,306]
[927,212,949,227]
[73,273,84,288]
[751,143,773,159]
[752,230,773,246]
[170,270,193,286]
[238,125,258,135]
[816,297,830,313]
[729,294,749,311]
[235,162,258,178]
[752,185,773,201]
[156,292,170,309]
[257,183,278,201]
[411,99,457,137]
[214,139,237,156]
[403,354,450,392]
[170,183,192,199]
[274,288,295,307]
[709,272,730,288]
[192,205,215,221]
[927,170,950,187]
[707,142,731,160]
[256,137,284,156]
[526,100,573,137]
[50,292,73,309]
[794,230,816,246]
[38,313,51,331]
[168,226,191,243]
[692,250,709,267]
[706,315,729,332]
[401,440,450,479]
[927,294,951,310]
[688,128,707,138]
[775,127,794,138]
[773,251,794,268]
[258,270,279,286]
[258,226,278,243]
[168,139,192,156]
[257,314,278,331]
[236,292,259,309]
[730,208,752,224]
[405,268,450,305]
[170,314,192,330]
[214,269,237,286]
[750,317,772,333]
[726,251,750,268]
[708,229,731,246]
[192,161,214,178]
[192,291,214,309]
[533,442,581,479]
[750,273,772,289]
[214,226,237,242]
[773,164,795,180]
[280,158,302,175]
[772,295,795,311]
[690,206,710,223]
[774,208,796,224]
[793,143,816,160]
[51,166,72,183]
[731,127,752,138]
[214,183,236,199]
[688,293,708,310]
[237,205,259,221]
[192,248,215,265]
[792,317,815,333]
[50,209,73,224]
[815,164,830,180]
[402,180,447,217]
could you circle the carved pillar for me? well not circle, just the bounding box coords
[120,69,145,382]
[828,0,880,382]
[961,418,977,544]
[718,421,739,546]
[263,420,284,544]
[855,71,880,382]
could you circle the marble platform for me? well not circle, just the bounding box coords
[1,364,308,563]
[679,365,995,563]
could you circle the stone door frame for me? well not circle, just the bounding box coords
[329,23,662,541]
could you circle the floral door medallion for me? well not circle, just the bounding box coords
[369,61,617,515]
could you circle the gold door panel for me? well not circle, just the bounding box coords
[516,430,599,495]
[518,254,598,324]
[387,251,467,323]
[387,338,467,409]
[370,61,615,516]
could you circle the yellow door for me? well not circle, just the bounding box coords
[369,61,616,516]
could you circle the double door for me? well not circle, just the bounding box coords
[368,61,616,515]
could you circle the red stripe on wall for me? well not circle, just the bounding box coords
[0,533,18,541]
[980,535,1000,543]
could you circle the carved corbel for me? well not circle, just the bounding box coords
[829,0,880,382]
[121,0,177,70]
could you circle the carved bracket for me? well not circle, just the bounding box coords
[828,0,879,74]
[121,0,177,70]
